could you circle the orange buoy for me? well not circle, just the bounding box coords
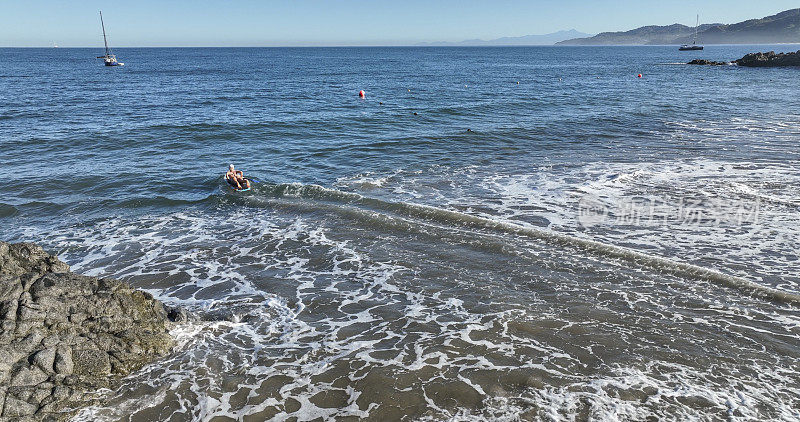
[359,90,365,98]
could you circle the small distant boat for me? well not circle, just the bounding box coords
[53,42,58,48]
[96,11,123,66]
[679,15,704,51]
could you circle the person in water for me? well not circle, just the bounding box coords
[225,164,251,190]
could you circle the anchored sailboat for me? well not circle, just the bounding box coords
[679,15,704,51]
[96,11,123,66]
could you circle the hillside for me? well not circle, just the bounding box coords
[558,8,800,45]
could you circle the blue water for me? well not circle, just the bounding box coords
[2,46,800,420]
[3,46,798,213]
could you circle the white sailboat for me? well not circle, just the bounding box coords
[679,15,704,51]
[96,11,123,66]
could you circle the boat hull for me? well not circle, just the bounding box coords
[679,46,704,51]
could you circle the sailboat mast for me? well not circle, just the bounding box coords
[694,14,699,44]
[100,11,110,56]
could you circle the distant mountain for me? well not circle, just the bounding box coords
[556,24,721,45]
[694,9,800,44]
[420,30,593,46]
[558,8,800,45]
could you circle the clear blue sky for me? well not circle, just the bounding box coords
[2,1,797,47]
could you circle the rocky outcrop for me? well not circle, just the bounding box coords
[687,59,731,66]
[687,51,800,67]
[735,50,800,67]
[0,242,177,421]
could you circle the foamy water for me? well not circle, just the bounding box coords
[3,46,800,420]
[17,175,800,420]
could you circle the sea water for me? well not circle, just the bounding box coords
[2,46,800,420]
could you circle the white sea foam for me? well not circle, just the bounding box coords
[357,156,800,296]
[14,150,800,420]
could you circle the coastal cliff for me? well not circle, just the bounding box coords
[0,242,177,421]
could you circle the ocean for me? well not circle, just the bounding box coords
[2,46,800,420]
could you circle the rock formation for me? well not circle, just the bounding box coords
[687,51,800,67]
[735,50,800,67]
[0,242,177,421]
[687,59,731,66]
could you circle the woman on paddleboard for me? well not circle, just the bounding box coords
[225,164,251,190]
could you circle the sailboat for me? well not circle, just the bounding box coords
[96,11,123,66]
[679,15,704,51]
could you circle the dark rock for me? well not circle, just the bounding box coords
[688,51,800,67]
[0,241,181,421]
[166,306,194,323]
[687,59,731,66]
[735,50,800,67]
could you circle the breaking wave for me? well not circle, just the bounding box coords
[235,182,800,306]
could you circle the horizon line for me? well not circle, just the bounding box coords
[4,43,800,49]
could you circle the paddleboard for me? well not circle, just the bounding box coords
[225,177,251,192]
